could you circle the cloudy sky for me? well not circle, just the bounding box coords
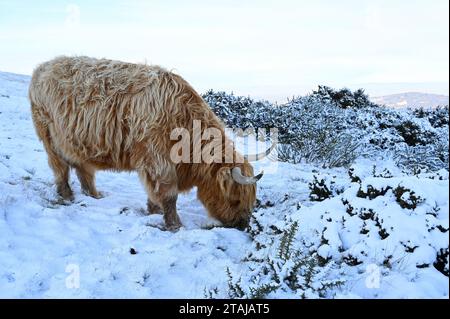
[0,0,448,101]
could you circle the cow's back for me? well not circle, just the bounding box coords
[29,56,192,170]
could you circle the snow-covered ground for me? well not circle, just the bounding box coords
[0,71,448,298]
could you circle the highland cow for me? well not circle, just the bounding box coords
[29,56,268,230]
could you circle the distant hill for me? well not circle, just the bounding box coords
[371,92,449,109]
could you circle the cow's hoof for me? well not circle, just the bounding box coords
[57,184,74,201]
[82,190,104,199]
[91,191,104,199]
[165,223,182,232]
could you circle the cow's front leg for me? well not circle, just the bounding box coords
[161,194,182,231]
[139,168,182,230]
[147,199,162,214]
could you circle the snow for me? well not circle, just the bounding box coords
[0,71,448,298]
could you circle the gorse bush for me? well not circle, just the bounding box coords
[204,160,448,299]
[202,90,275,130]
[276,97,360,167]
[413,106,449,128]
[308,175,345,202]
[204,92,361,168]
[395,120,436,146]
[203,89,449,172]
[210,219,344,299]
[310,85,378,109]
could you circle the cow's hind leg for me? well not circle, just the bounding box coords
[75,165,102,198]
[48,152,73,200]
[33,117,73,200]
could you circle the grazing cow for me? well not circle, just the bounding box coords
[29,56,267,230]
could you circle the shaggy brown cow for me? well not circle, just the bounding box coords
[29,56,267,230]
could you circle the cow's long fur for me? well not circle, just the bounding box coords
[29,56,256,229]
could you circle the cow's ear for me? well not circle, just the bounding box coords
[217,167,233,196]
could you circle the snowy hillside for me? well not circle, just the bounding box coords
[0,71,448,298]
[372,92,449,109]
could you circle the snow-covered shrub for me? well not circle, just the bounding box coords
[394,144,447,174]
[356,184,391,200]
[392,186,424,209]
[331,106,448,172]
[395,120,436,146]
[203,89,448,172]
[215,219,345,299]
[205,164,448,298]
[204,91,360,167]
[202,90,275,129]
[413,106,449,128]
[335,174,448,276]
[309,175,345,201]
[434,247,449,276]
[276,97,360,167]
[354,107,448,172]
[309,176,333,202]
[311,85,378,109]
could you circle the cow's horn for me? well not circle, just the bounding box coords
[244,142,276,162]
[232,167,264,185]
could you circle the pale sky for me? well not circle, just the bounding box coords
[0,0,448,101]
